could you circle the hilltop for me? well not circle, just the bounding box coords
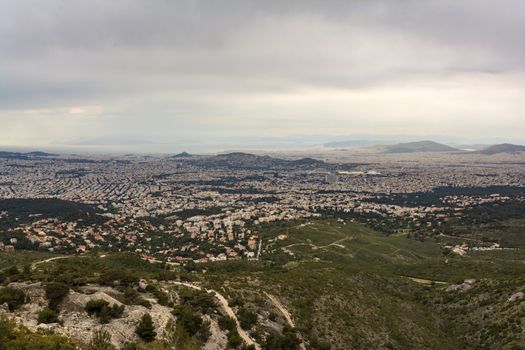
[170,152,193,158]
[384,141,460,153]
[478,143,525,155]
[0,151,56,160]
[172,152,328,170]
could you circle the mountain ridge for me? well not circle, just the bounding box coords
[477,143,525,155]
[384,140,460,153]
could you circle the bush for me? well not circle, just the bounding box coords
[177,288,216,314]
[263,327,301,350]
[0,287,26,311]
[0,314,75,349]
[37,307,60,324]
[227,330,243,348]
[120,342,141,350]
[45,282,70,310]
[135,313,156,342]
[145,285,171,307]
[88,328,116,350]
[85,299,124,324]
[237,307,257,330]
[4,266,21,282]
[162,319,201,350]
[99,269,138,287]
[154,270,179,281]
[172,304,203,336]
[218,315,237,332]
[196,319,211,343]
[118,288,151,308]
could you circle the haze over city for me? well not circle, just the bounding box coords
[1,0,525,153]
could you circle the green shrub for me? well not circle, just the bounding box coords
[0,314,74,349]
[4,266,20,282]
[37,307,60,324]
[45,282,69,310]
[0,287,26,311]
[145,285,171,306]
[120,342,141,350]
[178,288,216,314]
[227,330,243,348]
[162,319,201,350]
[237,307,257,330]
[218,315,237,332]
[196,319,211,343]
[154,270,179,281]
[88,328,116,350]
[86,299,109,315]
[99,269,138,287]
[85,299,124,324]
[135,313,156,342]
[263,326,301,350]
[117,288,151,308]
[172,304,203,336]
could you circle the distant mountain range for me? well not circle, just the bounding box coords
[477,143,525,155]
[384,141,460,153]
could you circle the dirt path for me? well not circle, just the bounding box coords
[403,276,448,285]
[264,292,295,327]
[171,281,260,350]
[31,256,71,270]
[264,292,306,350]
[283,236,352,251]
[319,237,352,249]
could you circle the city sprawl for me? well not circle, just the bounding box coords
[0,151,524,263]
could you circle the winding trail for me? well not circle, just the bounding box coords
[171,281,260,350]
[30,256,71,270]
[264,292,306,350]
[264,292,295,327]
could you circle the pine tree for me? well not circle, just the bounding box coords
[89,328,116,350]
[135,313,157,342]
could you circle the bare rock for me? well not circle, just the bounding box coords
[203,315,228,350]
[508,292,524,302]
[8,282,47,306]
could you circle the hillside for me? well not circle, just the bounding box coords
[384,141,459,153]
[2,219,525,349]
[478,143,525,155]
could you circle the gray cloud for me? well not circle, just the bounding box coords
[0,0,524,150]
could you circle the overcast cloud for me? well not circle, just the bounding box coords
[1,0,524,151]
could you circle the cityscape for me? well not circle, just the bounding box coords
[1,147,523,262]
[1,1,525,349]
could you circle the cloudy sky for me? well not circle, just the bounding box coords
[1,0,524,152]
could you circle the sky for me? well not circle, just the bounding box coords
[1,0,524,152]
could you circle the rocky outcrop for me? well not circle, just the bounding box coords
[7,282,175,349]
